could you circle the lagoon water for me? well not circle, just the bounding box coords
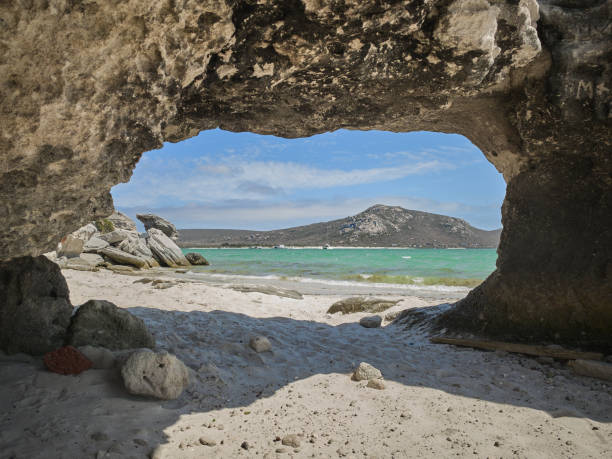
[181,248,497,298]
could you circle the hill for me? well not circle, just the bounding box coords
[177,205,501,248]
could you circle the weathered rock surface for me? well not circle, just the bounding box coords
[0,0,610,350]
[352,362,382,381]
[146,229,190,268]
[121,350,190,400]
[83,236,109,253]
[67,299,155,350]
[0,256,73,355]
[56,235,84,259]
[118,234,159,268]
[137,214,178,240]
[107,211,138,232]
[184,252,209,266]
[57,253,105,271]
[71,223,98,243]
[98,230,132,245]
[327,298,399,315]
[100,247,147,269]
[359,315,383,328]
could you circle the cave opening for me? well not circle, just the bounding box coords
[107,128,505,298]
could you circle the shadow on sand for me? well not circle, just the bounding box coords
[2,304,610,458]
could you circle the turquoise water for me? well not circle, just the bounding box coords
[181,248,497,288]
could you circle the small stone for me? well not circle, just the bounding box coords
[43,345,93,375]
[241,441,250,450]
[249,336,271,353]
[366,378,385,390]
[90,432,109,442]
[281,434,301,448]
[359,315,382,328]
[351,362,382,381]
[275,448,287,453]
[494,441,501,447]
[199,436,217,446]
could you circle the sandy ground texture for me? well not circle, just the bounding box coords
[0,269,611,459]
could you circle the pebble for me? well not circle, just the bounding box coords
[241,441,250,450]
[359,315,382,328]
[282,434,301,448]
[199,435,217,446]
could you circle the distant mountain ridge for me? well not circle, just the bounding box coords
[177,205,501,248]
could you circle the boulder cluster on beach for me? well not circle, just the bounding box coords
[47,212,208,272]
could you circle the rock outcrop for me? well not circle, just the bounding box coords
[0,256,73,355]
[0,1,610,349]
[121,350,190,400]
[137,214,179,240]
[67,299,155,350]
[107,211,138,232]
[146,229,190,268]
[184,252,209,266]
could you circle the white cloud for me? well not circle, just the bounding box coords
[112,159,453,207]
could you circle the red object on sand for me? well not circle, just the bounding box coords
[43,345,93,375]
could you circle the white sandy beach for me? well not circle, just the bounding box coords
[0,268,610,459]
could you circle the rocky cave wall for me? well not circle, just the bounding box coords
[0,0,610,349]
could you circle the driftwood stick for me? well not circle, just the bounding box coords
[430,337,604,361]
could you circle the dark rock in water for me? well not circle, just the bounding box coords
[44,345,92,375]
[0,256,73,355]
[137,214,178,240]
[184,252,209,266]
[67,299,155,350]
[327,298,399,315]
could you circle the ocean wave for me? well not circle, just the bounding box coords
[184,271,473,293]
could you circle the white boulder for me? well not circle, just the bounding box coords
[121,350,190,400]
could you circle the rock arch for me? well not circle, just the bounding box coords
[0,1,610,350]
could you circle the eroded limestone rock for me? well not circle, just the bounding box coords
[0,0,610,349]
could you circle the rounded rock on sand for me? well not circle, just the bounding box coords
[121,350,189,400]
[249,335,272,353]
[44,345,93,375]
[351,362,382,381]
[367,378,386,390]
[359,315,382,328]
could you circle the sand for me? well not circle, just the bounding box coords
[0,268,610,458]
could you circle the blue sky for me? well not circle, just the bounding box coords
[112,129,506,231]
